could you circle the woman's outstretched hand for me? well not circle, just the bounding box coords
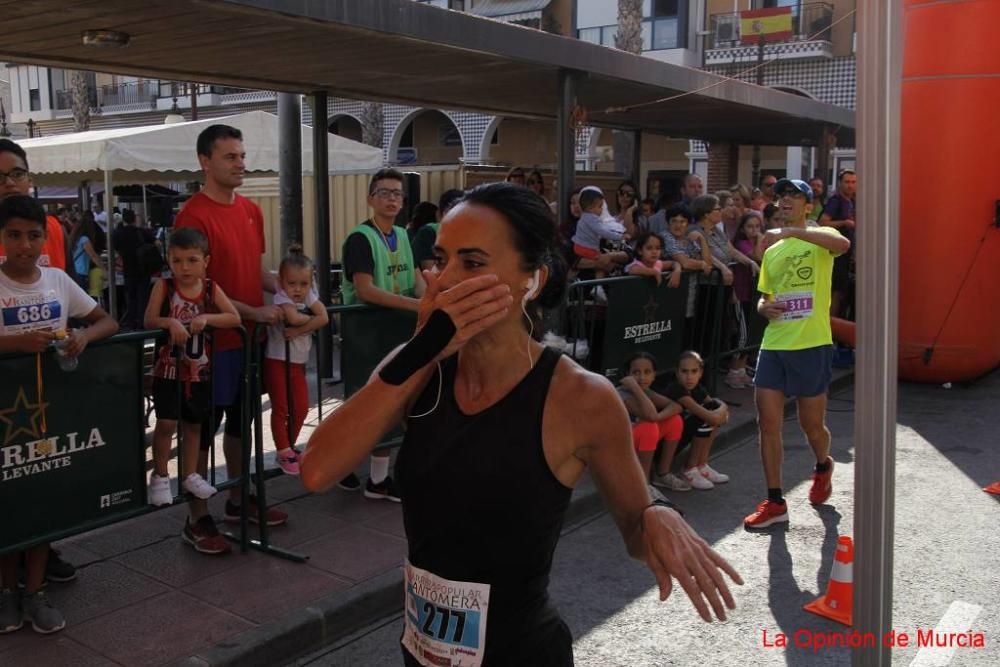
[642,506,744,622]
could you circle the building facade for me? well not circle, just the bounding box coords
[6,0,856,199]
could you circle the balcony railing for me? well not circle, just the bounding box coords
[157,82,250,99]
[707,2,834,50]
[55,80,158,112]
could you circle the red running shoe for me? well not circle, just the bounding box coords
[809,456,834,505]
[224,498,289,526]
[744,499,789,529]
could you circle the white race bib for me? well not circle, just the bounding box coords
[402,559,490,667]
[776,291,814,321]
[1,293,62,334]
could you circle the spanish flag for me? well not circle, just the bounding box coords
[740,7,794,45]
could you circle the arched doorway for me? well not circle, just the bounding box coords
[389,109,464,165]
[328,114,363,143]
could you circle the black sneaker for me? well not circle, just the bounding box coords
[45,549,77,583]
[364,476,401,503]
[181,516,232,555]
[337,473,361,491]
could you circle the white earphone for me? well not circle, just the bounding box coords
[521,268,542,371]
[523,268,541,305]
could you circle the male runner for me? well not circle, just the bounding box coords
[744,179,850,529]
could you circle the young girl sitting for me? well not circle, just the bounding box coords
[662,350,731,490]
[626,231,682,288]
[616,351,690,491]
[264,244,330,475]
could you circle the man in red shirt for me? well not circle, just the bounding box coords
[175,125,288,555]
[0,139,68,272]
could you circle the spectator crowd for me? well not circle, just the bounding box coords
[0,131,856,638]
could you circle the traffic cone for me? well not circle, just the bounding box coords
[984,481,1000,495]
[804,535,854,626]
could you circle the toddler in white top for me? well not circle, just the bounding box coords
[264,244,330,475]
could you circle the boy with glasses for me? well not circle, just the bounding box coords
[0,139,68,273]
[340,168,426,501]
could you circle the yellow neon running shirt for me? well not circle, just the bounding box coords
[757,226,844,351]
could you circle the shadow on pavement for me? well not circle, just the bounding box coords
[895,369,1000,491]
[767,505,845,666]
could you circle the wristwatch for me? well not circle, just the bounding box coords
[644,497,684,518]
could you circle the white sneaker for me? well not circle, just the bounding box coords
[182,473,217,500]
[699,464,730,484]
[725,369,750,389]
[148,474,173,506]
[684,467,715,490]
[653,472,692,492]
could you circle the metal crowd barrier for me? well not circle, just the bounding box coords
[243,328,308,563]
[554,268,764,395]
[0,327,253,556]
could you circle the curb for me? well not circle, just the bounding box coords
[177,568,404,667]
[180,372,854,666]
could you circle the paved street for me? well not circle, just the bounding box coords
[299,377,1000,666]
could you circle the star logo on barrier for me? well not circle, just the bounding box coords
[642,296,659,323]
[0,387,47,446]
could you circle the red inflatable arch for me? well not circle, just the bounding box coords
[836,0,1000,382]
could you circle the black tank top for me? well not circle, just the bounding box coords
[397,346,574,665]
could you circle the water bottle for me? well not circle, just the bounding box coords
[53,333,78,372]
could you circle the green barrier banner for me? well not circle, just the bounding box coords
[0,341,146,553]
[340,308,417,397]
[600,275,688,382]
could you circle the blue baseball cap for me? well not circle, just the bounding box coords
[773,178,813,202]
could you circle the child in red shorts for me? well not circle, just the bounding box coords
[616,351,688,491]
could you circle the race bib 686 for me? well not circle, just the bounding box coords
[2,300,62,328]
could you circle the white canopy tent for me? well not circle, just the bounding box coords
[18,110,383,319]
[18,110,384,186]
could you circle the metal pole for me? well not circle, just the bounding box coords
[311,91,333,379]
[141,184,148,226]
[189,82,198,121]
[751,35,765,188]
[556,70,578,222]
[278,92,303,253]
[631,130,642,194]
[852,1,901,665]
[104,169,116,320]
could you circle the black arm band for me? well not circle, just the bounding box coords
[378,309,456,385]
[643,497,684,519]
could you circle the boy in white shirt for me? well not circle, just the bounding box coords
[0,195,117,635]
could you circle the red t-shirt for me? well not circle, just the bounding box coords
[175,191,265,351]
[0,215,67,271]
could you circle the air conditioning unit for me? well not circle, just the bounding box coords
[715,19,739,44]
